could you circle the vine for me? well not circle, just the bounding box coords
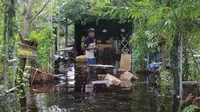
[36,25,56,71]
[2,0,17,88]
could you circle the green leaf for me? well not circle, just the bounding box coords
[183,105,199,112]
[111,9,120,19]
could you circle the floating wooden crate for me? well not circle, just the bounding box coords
[28,67,59,84]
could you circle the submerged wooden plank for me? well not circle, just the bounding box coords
[92,80,113,87]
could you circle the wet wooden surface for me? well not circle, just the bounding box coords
[19,43,37,59]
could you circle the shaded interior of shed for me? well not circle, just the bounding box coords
[75,19,132,55]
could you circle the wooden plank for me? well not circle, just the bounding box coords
[88,64,115,68]
[19,43,37,60]
[182,81,198,84]
[0,87,16,97]
[92,80,113,87]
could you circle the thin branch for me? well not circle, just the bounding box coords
[188,42,200,72]
[18,31,23,39]
[30,0,51,23]
[0,87,16,97]
[171,7,180,24]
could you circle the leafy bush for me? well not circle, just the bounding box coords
[36,25,56,70]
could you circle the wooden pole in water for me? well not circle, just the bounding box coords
[179,2,184,100]
[65,19,68,47]
[179,20,183,100]
[4,10,9,89]
[49,0,54,72]
[12,42,16,88]
[57,8,61,55]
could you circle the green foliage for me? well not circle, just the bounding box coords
[36,25,55,70]
[60,0,96,24]
[1,0,17,88]
[130,31,149,69]
[68,24,74,43]
[28,30,39,42]
[183,105,199,112]
[92,0,200,79]
[160,70,173,95]
[0,2,5,80]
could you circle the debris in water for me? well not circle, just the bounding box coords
[104,74,121,85]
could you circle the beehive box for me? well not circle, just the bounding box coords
[28,67,59,84]
[76,55,87,62]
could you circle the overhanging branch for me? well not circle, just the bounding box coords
[18,31,24,42]
[30,0,51,23]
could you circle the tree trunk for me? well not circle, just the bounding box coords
[3,0,16,89]
[57,8,61,55]
[50,39,55,73]
[65,19,68,47]
[161,38,166,71]
[171,33,180,112]
[183,39,189,81]
[22,14,32,39]
[18,0,34,109]
[22,0,33,39]
[17,58,27,111]
[3,12,9,89]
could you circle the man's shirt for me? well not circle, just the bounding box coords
[84,36,95,59]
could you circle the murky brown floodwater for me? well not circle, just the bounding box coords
[0,65,172,112]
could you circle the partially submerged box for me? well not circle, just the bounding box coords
[120,71,138,88]
[104,74,122,85]
[120,71,138,81]
[28,67,59,84]
[136,69,150,82]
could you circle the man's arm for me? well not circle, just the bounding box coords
[84,40,96,50]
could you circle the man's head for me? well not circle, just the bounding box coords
[88,28,95,38]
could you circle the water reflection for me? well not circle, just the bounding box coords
[1,65,172,112]
[132,83,172,112]
[22,83,172,112]
[1,83,172,112]
[132,83,157,112]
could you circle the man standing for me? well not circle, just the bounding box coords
[84,28,96,65]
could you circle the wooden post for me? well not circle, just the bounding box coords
[65,19,68,47]
[17,58,27,110]
[161,37,166,71]
[50,39,55,73]
[4,13,9,89]
[171,33,179,112]
[179,18,183,100]
[12,42,17,88]
[57,8,61,55]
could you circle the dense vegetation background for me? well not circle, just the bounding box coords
[0,0,200,111]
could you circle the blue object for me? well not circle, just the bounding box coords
[87,58,96,65]
[146,52,162,69]
[149,62,162,69]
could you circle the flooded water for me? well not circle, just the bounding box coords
[1,65,172,112]
[23,84,172,112]
[26,91,133,112]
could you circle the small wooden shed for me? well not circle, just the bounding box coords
[74,19,133,56]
